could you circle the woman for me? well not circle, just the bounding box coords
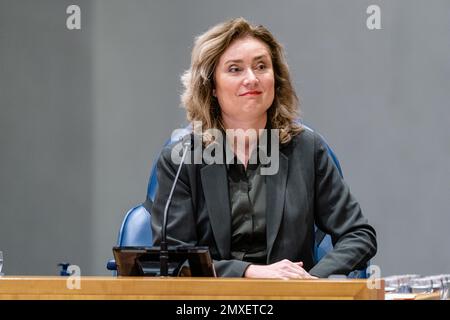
[151,17,377,279]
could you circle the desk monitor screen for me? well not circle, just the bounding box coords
[113,246,217,277]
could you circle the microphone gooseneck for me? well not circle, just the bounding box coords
[160,139,191,276]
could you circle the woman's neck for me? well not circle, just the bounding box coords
[222,114,267,168]
[222,113,267,132]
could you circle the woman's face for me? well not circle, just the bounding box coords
[214,36,275,127]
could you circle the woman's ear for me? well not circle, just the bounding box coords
[213,89,217,97]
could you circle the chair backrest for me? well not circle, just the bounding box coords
[116,204,152,247]
[110,123,367,278]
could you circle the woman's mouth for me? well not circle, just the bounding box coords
[239,90,262,96]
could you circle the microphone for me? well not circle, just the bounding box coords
[112,137,216,277]
[160,139,191,276]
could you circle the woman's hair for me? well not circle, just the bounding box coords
[181,17,302,145]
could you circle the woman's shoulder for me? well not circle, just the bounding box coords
[287,126,321,149]
[283,126,333,164]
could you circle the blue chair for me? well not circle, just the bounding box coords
[107,124,367,278]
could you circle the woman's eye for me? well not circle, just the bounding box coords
[228,66,241,73]
[256,63,266,70]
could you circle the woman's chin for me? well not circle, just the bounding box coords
[241,103,269,113]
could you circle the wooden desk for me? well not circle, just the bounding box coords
[0,276,384,300]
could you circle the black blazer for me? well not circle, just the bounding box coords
[151,129,377,278]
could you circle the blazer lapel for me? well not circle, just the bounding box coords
[266,151,289,261]
[200,164,231,259]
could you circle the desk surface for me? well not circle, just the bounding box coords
[0,276,384,300]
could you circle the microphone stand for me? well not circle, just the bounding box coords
[160,140,191,276]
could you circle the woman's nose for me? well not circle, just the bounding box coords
[243,69,259,86]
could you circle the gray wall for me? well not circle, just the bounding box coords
[1,0,449,277]
[0,0,94,275]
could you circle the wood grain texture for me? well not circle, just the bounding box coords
[0,276,384,300]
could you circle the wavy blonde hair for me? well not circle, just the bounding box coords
[181,17,303,145]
